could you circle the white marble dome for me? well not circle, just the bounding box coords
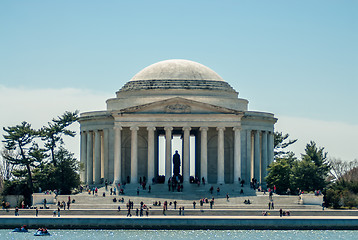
[108,59,248,112]
[130,59,225,82]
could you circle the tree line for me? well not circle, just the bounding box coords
[0,111,80,206]
[267,132,358,208]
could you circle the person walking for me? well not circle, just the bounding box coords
[57,207,61,217]
[35,207,39,217]
[127,206,132,217]
[15,207,19,216]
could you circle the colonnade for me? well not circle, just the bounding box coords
[244,129,274,185]
[80,126,274,186]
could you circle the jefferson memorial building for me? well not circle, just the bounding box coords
[79,59,277,186]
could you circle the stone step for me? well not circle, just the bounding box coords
[3,209,356,217]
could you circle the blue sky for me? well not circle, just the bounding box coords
[0,1,357,161]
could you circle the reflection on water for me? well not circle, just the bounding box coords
[1,229,356,240]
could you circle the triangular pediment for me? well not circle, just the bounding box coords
[118,97,239,114]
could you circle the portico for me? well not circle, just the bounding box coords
[79,59,277,186]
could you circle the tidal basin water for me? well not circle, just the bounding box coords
[1,229,357,240]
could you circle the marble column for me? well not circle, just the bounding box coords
[200,127,208,181]
[130,126,139,184]
[183,127,191,183]
[254,130,261,182]
[113,126,122,184]
[147,126,156,184]
[261,131,268,187]
[86,131,93,185]
[246,130,252,182]
[268,132,274,166]
[80,131,87,183]
[217,127,225,184]
[103,129,109,182]
[164,127,173,180]
[233,127,241,184]
[94,130,101,185]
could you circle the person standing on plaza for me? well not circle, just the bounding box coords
[163,205,166,216]
[127,204,132,217]
[35,207,39,217]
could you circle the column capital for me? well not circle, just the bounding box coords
[147,126,156,131]
[114,125,122,130]
[199,127,209,131]
[216,126,225,131]
[233,126,241,131]
[182,126,191,131]
[164,126,173,132]
[130,126,139,131]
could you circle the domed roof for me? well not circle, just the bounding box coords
[130,59,225,82]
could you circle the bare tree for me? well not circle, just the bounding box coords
[0,148,15,181]
[329,158,358,181]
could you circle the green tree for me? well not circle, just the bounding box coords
[266,152,296,194]
[2,122,42,194]
[40,111,78,166]
[274,132,297,159]
[292,141,330,191]
[33,147,80,194]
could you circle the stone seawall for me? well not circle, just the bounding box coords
[1,216,358,230]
